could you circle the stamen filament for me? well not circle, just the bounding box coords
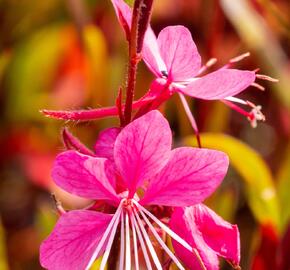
[138,208,185,269]
[178,92,201,148]
[256,74,279,82]
[129,213,139,270]
[251,82,265,91]
[131,210,153,270]
[197,58,217,75]
[86,200,124,270]
[134,201,208,270]
[193,248,207,270]
[125,212,131,270]
[99,208,123,270]
[133,201,192,252]
[118,211,125,270]
[133,208,163,270]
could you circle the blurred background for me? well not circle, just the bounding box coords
[0,0,289,269]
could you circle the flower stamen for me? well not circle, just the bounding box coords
[86,199,124,270]
[178,92,201,148]
[99,208,123,270]
[129,212,140,270]
[133,208,163,270]
[131,210,153,270]
[197,58,217,75]
[138,206,185,269]
[118,211,125,270]
[125,212,131,270]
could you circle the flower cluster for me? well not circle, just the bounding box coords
[40,111,239,270]
[39,0,272,269]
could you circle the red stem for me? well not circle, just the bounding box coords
[123,0,154,124]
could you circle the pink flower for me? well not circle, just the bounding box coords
[40,110,239,270]
[112,0,269,130]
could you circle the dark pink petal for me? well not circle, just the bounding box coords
[94,127,121,161]
[114,110,172,195]
[52,151,119,204]
[170,207,219,270]
[40,210,112,270]
[193,204,240,265]
[157,26,201,81]
[170,205,240,270]
[140,147,228,206]
[180,69,256,100]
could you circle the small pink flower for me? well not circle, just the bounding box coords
[112,0,268,130]
[40,110,238,270]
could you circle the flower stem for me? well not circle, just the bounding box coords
[124,0,154,124]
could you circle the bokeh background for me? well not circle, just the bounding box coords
[0,0,289,269]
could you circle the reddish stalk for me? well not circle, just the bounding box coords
[123,0,154,124]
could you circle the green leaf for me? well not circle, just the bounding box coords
[184,133,280,230]
[276,142,290,232]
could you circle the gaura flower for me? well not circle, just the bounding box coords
[42,0,276,136]
[111,0,272,131]
[40,110,240,270]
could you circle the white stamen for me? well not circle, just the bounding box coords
[118,211,125,270]
[229,52,250,63]
[129,213,139,270]
[224,96,248,105]
[125,212,131,270]
[138,208,185,269]
[133,209,163,270]
[251,82,265,91]
[99,208,123,270]
[249,105,265,128]
[133,201,192,252]
[131,211,153,270]
[256,74,279,82]
[198,58,217,75]
[85,200,124,270]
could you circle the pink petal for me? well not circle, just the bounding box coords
[180,69,256,100]
[157,26,201,81]
[94,127,121,161]
[111,0,132,31]
[193,204,240,265]
[170,207,219,270]
[52,151,119,204]
[142,28,167,77]
[114,110,172,195]
[170,205,240,270]
[140,147,229,206]
[40,210,112,270]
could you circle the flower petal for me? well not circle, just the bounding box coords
[193,204,240,265]
[40,210,112,270]
[180,69,256,100]
[170,207,219,270]
[157,25,201,81]
[94,127,121,161]
[52,150,119,204]
[114,110,172,194]
[142,28,167,77]
[111,0,132,33]
[170,205,240,270]
[140,147,229,207]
